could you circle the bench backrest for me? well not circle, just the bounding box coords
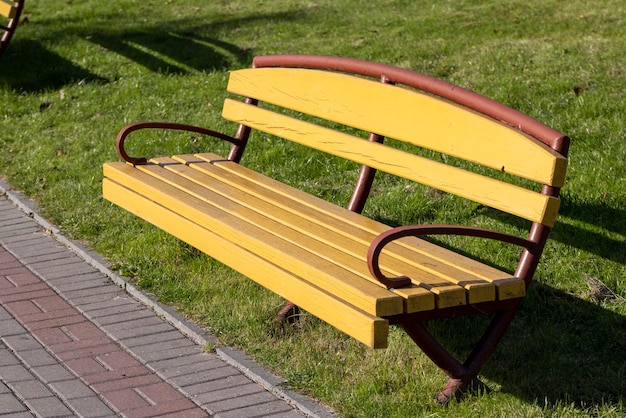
[224,55,569,232]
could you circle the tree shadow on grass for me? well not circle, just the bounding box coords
[430,284,625,409]
[87,30,251,75]
[1,10,304,92]
[553,194,626,266]
[0,39,108,93]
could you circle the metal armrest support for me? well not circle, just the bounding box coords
[367,224,536,289]
[116,121,239,165]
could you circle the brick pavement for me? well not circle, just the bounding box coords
[0,190,333,418]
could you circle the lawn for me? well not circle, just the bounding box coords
[1,1,624,416]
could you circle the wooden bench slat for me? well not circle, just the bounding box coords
[176,154,523,306]
[222,99,561,227]
[153,157,465,310]
[102,177,389,349]
[168,155,479,308]
[191,153,526,300]
[103,162,404,317]
[227,68,567,187]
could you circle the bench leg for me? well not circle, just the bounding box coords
[401,305,519,404]
[275,301,300,324]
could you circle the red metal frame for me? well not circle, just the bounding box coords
[0,0,24,58]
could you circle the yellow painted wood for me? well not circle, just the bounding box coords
[103,162,403,317]
[168,155,471,310]
[228,68,567,187]
[0,1,16,19]
[102,177,388,348]
[222,100,561,227]
[192,153,526,300]
[175,154,518,307]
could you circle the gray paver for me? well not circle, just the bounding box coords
[30,364,76,384]
[93,307,155,326]
[7,380,55,400]
[23,396,73,417]
[65,396,117,418]
[0,364,35,382]
[0,392,28,414]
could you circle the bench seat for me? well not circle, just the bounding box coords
[103,152,525,348]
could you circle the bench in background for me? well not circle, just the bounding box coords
[0,0,24,58]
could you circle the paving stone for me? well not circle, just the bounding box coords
[14,348,58,367]
[208,390,288,414]
[114,324,179,344]
[149,352,215,372]
[0,319,28,336]
[0,364,36,382]
[194,381,265,405]
[0,271,40,287]
[100,315,165,332]
[171,363,245,388]
[0,288,57,304]
[82,301,142,319]
[0,346,20,366]
[102,386,152,411]
[129,336,197,355]
[90,371,162,392]
[120,329,182,349]
[44,271,102,287]
[130,344,201,363]
[49,379,98,400]
[0,392,28,413]
[3,334,43,351]
[30,327,74,346]
[93,307,155,326]
[30,364,76,384]
[41,265,102,281]
[19,251,74,264]
[157,356,227,380]
[4,300,45,317]
[23,396,74,417]
[28,256,86,270]
[123,398,207,418]
[181,374,250,397]
[8,379,55,400]
[216,400,296,418]
[65,395,117,417]
[54,341,120,361]
[76,295,136,313]
[24,312,87,331]
[0,198,322,418]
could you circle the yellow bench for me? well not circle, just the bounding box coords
[0,0,24,58]
[103,55,569,403]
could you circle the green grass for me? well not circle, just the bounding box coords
[1,0,625,416]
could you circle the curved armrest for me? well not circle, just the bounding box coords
[367,224,536,289]
[116,121,239,165]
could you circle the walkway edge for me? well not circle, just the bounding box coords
[0,179,335,418]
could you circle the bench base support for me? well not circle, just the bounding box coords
[275,301,300,324]
[396,301,521,404]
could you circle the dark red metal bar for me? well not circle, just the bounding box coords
[227,97,258,162]
[115,121,239,165]
[367,225,535,289]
